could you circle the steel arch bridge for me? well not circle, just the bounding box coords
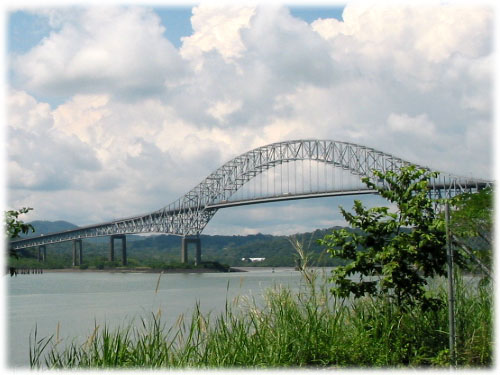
[10,139,492,257]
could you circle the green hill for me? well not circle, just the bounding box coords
[12,221,348,269]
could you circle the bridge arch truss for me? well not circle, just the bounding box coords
[10,139,492,250]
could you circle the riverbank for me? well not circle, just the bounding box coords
[28,271,492,369]
[41,267,246,274]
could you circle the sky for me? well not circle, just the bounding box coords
[2,1,496,236]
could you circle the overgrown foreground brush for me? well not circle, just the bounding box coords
[30,272,492,369]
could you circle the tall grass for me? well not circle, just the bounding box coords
[29,265,492,369]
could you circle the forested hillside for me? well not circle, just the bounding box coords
[11,221,348,269]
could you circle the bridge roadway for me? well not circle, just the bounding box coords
[9,139,493,265]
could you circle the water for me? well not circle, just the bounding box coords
[6,268,303,368]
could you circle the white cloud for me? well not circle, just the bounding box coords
[14,7,186,99]
[7,89,52,132]
[312,3,492,91]
[7,90,101,191]
[180,5,255,69]
[239,6,334,87]
[6,3,494,232]
[387,113,436,137]
[52,94,111,144]
[206,99,243,123]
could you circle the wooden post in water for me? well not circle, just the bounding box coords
[445,201,456,366]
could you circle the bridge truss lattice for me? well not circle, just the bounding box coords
[10,139,492,250]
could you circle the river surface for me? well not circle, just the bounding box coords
[6,267,308,368]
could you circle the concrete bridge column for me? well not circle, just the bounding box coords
[72,239,82,267]
[181,237,187,264]
[110,235,127,266]
[122,236,127,266]
[181,236,201,265]
[38,245,47,263]
[195,240,201,266]
[109,236,115,262]
[79,242,83,265]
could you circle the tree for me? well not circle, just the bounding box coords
[318,166,447,310]
[449,187,493,276]
[5,207,35,258]
[450,187,492,244]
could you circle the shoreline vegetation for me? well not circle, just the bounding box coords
[8,260,246,275]
[41,266,247,274]
[29,266,492,369]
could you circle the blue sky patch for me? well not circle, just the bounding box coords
[8,11,52,54]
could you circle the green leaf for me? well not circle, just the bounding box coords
[320,166,447,311]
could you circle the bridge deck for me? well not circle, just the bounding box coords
[205,189,376,209]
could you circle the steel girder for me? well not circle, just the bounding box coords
[10,139,492,250]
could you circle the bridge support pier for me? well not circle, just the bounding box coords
[181,236,201,265]
[38,245,46,263]
[110,235,127,266]
[72,239,82,267]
